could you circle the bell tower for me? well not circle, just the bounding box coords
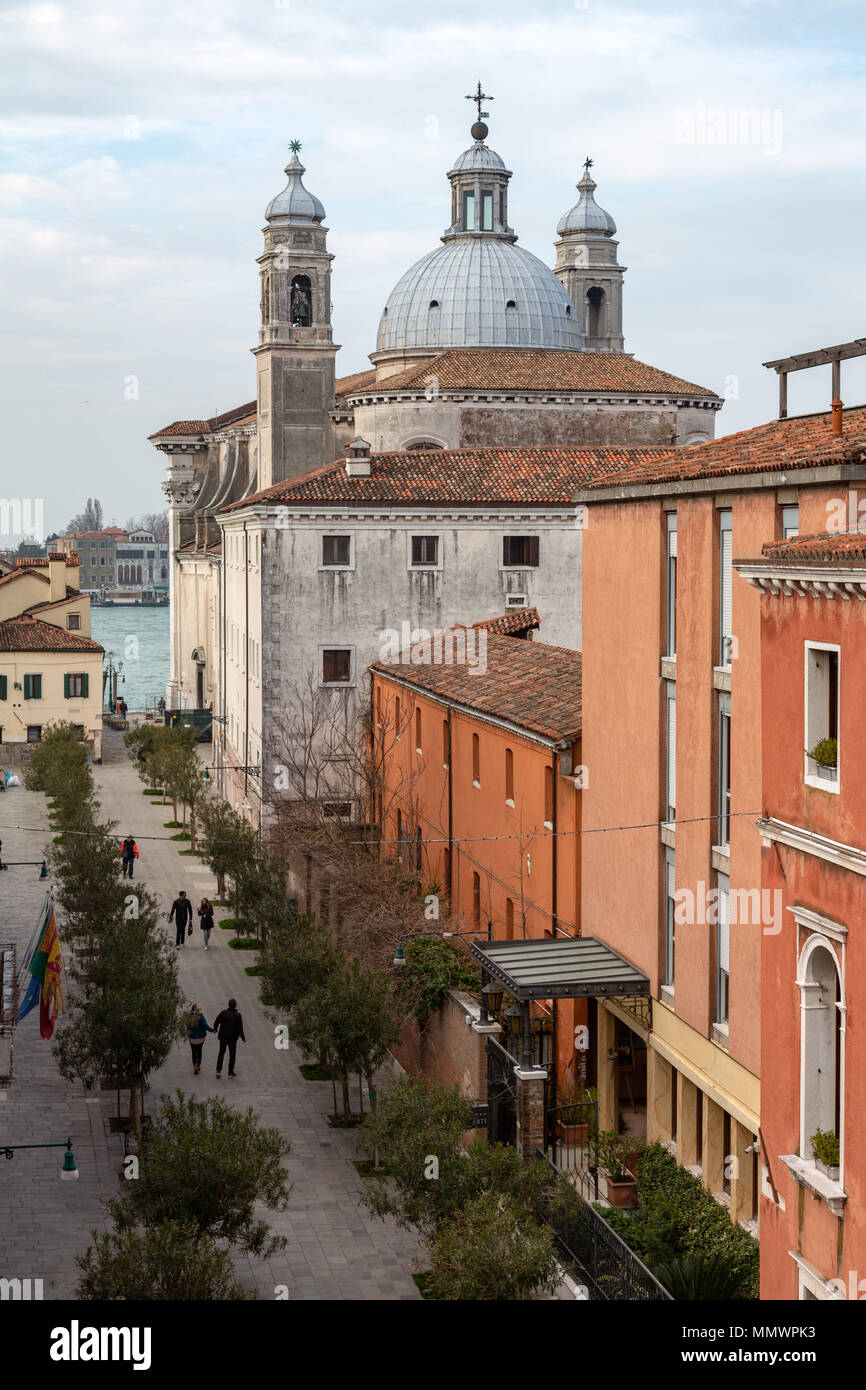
[253,142,339,490]
[554,159,626,353]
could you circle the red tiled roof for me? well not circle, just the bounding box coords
[372,632,581,742]
[472,606,540,636]
[148,400,256,440]
[335,369,377,398]
[357,349,719,399]
[579,405,866,493]
[220,444,674,511]
[0,566,48,588]
[25,590,85,615]
[0,617,103,653]
[759,530,866,565]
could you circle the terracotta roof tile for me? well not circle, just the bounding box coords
[0,617,103,653]
[354,349,719,399]
[579,405,866,492]
[471,606,541,636]
[335,369,377,398]
[372,631,581,742]
[148,400,256,441]
[221,444,674,512]
[759,530,866,565]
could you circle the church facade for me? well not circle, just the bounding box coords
[150,102,721,815]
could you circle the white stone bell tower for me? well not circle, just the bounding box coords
[554,159,626,353]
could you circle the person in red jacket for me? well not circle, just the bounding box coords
[120,834,139,879]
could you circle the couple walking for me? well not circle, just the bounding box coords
[187,998,246,1077]
[169,892,215,948]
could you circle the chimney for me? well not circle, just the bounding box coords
[48,551,66,602]
[832,395,843,438]
[344,437,372,478]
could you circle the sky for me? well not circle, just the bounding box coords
[1,0,865,538]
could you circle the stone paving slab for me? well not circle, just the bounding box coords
[0,728,421,1300]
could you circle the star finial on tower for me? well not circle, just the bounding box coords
[583,156,594,175]
[466,82,493,123]
[288,139,302,155]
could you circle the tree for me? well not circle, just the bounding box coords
[197,798,244,898]
[125,510,168,539]
[76,1221,254,1301]
[258,913,336,1014]
[289,960,402,1118]
[110,1091,291,1258]
[67,498,104,533]
[428,1192,558,1301]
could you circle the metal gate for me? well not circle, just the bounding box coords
[544,1100,599,1201]
[486,1036,518,1147]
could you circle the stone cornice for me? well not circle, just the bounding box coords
[343,389,721,410]
[735,560,866,600]
[757,816,866,877]
[221,505,581,527]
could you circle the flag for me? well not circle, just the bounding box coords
[18,895,64,1039]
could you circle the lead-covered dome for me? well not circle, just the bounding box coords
[265,151,325,223]
[377,237,577,351]
[557,169,616,237]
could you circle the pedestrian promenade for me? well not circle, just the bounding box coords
[0,728,420,1300]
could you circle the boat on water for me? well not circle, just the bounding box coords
[101,587,169,607]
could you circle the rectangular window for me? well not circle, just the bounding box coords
[781,503,799,539]
[718,692,731,845]
[395,696,401,737]
[0,675,6,700]
[66,613,81,630]
[472,731,480,785]
[544,764,553,824]
[664,847,676,987]
[502,535,539,568]
[473,872,481,927]
[410,535,439,567]
[322,534,351,567]
[505,594,527,610]
[415,706,422,752]
[64,673,89,699]
[442,717,449,768]
[666,513,677,657]
[665,680,676,822]
[26,725,42,743]
[505,747,514,802]
[463,190,475,230]
[716,872,730,1024]
[481,191,494,230]
[719,509,733,666]
[321,649,352,685]
[23,674,42,700]
[323,801,353,819]
[505,898,514,940]
[805,644,840,788]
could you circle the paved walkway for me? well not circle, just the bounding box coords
[0,728,420,1300]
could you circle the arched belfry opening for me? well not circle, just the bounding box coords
[586,286,605,340]
[291,274,312,327]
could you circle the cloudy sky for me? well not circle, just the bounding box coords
[1,0,865,537]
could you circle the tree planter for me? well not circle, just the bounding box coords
[815,765,837,782]
[558,1121,588,1148]
[606,1176,637,1208]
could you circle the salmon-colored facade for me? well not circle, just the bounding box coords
[371,625,586,1081]
[739,529,866,1299]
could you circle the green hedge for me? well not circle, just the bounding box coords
[599,1143,759,1299]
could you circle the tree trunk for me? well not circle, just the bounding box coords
[340,1070,351,1118]
[129,1081,141,1144]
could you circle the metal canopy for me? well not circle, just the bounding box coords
[471,937,649,1001]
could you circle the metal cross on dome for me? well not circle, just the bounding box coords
[466,82,493,122]
[288,139,302,154]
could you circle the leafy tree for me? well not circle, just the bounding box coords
[397,936,481,1028]
[25,721,95,816]
[428,1191,558,1301]
[110,1091,291,1258]
[76,1221,254,1300]
[197,798,247,898]
[258,913,336,1014]
[289,960,402,1117]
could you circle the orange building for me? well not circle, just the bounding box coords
[736,531,866,1300]
[574,401,866,1236]
[371,611,586,1081]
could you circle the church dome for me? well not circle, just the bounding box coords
[449,142,508,174]
[377,237,577,352]
[265,149,325,223]
[557,168,616,237]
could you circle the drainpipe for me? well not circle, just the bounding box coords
[447,708,454,901]
[551,748,559,938]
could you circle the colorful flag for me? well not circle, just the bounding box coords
[18,895,64,1039]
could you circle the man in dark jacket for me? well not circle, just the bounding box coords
[120,834,139,879]
[213,997,246,1078]
[169,890,192,946]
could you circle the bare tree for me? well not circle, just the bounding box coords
[67,498,104,533]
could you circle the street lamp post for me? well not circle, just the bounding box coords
[0,1137,79,1181]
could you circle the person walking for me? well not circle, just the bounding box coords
[197,897,215,950]
[213,997,245,1078]
[119,834,139,879]
[169,890,192,946]
[186,1003,214,1074]
[119,697,128,719]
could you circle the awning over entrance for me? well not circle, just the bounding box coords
[470,937,650,1001]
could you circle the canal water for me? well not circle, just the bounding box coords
[90,605,170,712]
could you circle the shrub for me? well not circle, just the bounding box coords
[396,935,480,1027]
[810,1128,840,1167]
[599,1143,759,1299]
[428,1192,557,1301]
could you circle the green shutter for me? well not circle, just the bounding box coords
[81,673,89,699]
[23,675,31,700]
[34,674,42,700]
[0,675,6,700]
[64,674,70,699]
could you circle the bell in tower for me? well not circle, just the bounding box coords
[253,141,339,489]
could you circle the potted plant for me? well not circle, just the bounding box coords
[806,737,838,782]
[557,1082,597,1148]
[590,1128,640,1208]
[809,1127,840,1181]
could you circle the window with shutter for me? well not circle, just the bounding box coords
[666,514,677,656]
[719,512,733,665]
[0,675,6,700]
[64,674,70,699]
[717,872,730,1023]
[665,682,676,821]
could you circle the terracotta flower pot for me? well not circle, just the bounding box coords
[558,1121,588,1148]
[606,1176,637,1208]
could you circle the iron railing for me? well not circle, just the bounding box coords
[544,1102,599,1201]
[486,1036,519,1147]
[537,1149,672,1302]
